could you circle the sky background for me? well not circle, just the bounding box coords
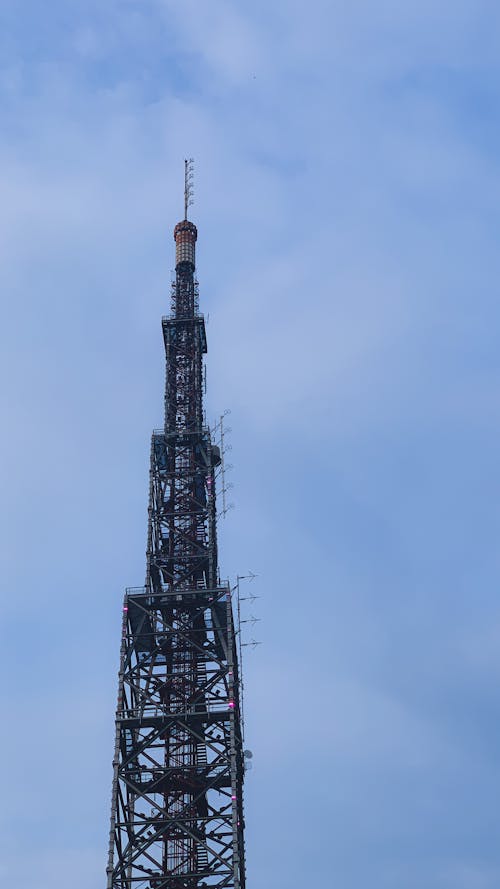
[2,1,500,887]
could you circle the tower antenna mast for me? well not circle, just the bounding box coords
[184,157,194,219]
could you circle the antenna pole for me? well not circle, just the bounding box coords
[184,159,188,220]
[184,158,194,220]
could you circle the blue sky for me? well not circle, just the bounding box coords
[2,2,500,887]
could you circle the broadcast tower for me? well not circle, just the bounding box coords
[106,163,246,889]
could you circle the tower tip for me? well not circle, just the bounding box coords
[175,158,197,267]
[184,158,194,220]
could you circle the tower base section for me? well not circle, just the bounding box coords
[107,586,245,889]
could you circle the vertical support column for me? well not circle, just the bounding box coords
[107,598,128,889]
[227,589,242,889]
[145,434,155,590]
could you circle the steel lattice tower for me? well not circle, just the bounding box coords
[106,165,246,889]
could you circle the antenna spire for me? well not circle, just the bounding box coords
[184,158,194,220]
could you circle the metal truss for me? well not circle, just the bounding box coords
[107,586,245,889]
[107,214,246,889]
[146,428,218,595]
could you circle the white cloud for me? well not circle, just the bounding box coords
[248,653,454,768]
[159,0,266,84]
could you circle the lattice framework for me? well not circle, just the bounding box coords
[107,211,245,889]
